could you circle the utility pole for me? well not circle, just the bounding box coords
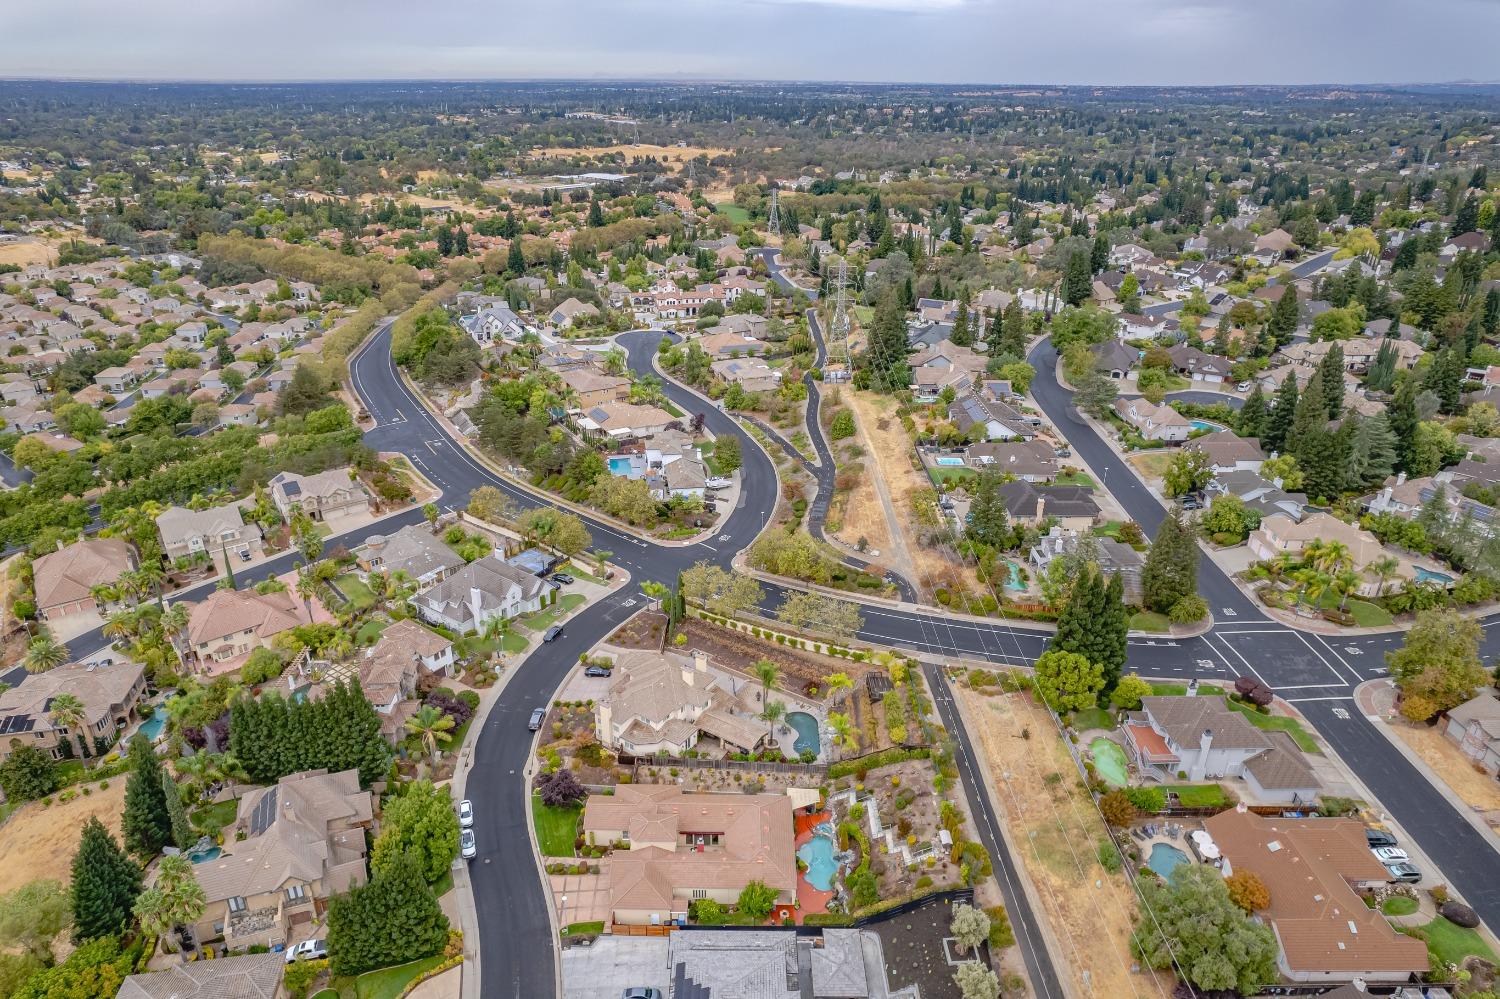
[768,188,782,240]
[828,256,850,379]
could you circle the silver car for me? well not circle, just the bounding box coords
[460,828,477,860]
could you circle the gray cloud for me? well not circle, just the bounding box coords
[0,0,1497,85]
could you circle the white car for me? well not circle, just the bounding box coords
[1372,846,1410,863]
[461,828,477,860]
[458,799,474,828]
[1235,381,1252,392]
[285,939,328,963]
[705,477,732,489]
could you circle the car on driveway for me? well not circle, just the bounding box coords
[285,940,328,964]
[528,707,546,731]
[543,625,564,642]
[1365,828,1398,848]
[584,665,612,678]
[1384,861,1422,884]
[458,799,473,828]
[1372,846,1410,863]
[460,828,477,860]
[622,990,663,999]
[551,573,574,586]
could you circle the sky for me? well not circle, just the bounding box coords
[3,0,1500,86]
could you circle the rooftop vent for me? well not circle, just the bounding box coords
[1267,841,1283,853]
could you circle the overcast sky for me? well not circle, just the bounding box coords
[4,0,1500,86]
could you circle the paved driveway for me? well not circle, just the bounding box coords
[562,936,669,999]
[550,868,612,929]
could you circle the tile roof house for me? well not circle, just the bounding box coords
[596,649,769,757]
[1443,693,1500,774]
[269,468,372,523]
[576,401,677,439]
[711,357,782,393]
[947,394,1036,441]
[1202,809,1428,983]
[117,953,285,999]
[1183,430,1266,473]
[1113,397,1192,442]
[181,588,317,676]
[996,481,1100,531]
[1123,696,1320,803]
[368,618,455,679]
[188,769,373,950]
[413,554,551,633]
[1028,528,1143,605]
[558,367,631,409]
[1249,512,1415,596]
[582,786,796,926]
[695,331,769,359]
[359,524,464,588]
[548,297,600,328]
[909,340,989,399]
[156,502,265,565]
[0,660,147,762]
[964,440,1058,481]
[32,537,137,622]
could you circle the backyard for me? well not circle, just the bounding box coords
[1406,916,1498,966]
[0,779,126,894]
[334,573,378,610]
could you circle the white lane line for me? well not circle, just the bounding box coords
[1203,631,1274,690]
[1293,631,1362,686]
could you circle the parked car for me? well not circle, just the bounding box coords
[528,708,546,731]
[550,572,574,586]
[622,990,663,999]
[1180,494,1203,510]
[584,665,612,678]
[1236,381,1252,392]
[705,477,732,489]
[1384,861,1422,884]
[458,799,474,828]
[1054,447,1072,458]
[543,625,564,642]
[460,828,477,860]
[285,940,328,964]
[1365,828,1398,848]
[1372,846,1410,863]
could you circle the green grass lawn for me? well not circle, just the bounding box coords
[311,991,338,999]
[335,574,377,610]
[518,593,586,632]
[928,465,977,486]
[355,619,390,646]
[1130,611,1172,633]
[1312,589,1394,627]
[1407,916,1498,966]
[190,798,239,835]
[852,305,874,328]
[1224,699,1321,753]
[1382,896,1418,916]
[560,920,606,938]
[716,203,750,224]
[431,869,453,898]
[532,792,581,857]
[1053,471,1097,489]
[698,441,727,477]
[456,630,530,658]
[331,955,449,999]
[1070,707,1114,732]
[662,400,685,418]
[1167,784,1230,808]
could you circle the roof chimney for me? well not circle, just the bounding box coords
[1200,728,1213,756]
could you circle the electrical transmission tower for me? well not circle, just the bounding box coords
[828,256,851,379]
[768,189,782,239]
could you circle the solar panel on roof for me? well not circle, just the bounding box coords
[282,482,301,498]
[249,787,278,835]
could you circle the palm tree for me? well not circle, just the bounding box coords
[295,566,318,624]
[404,705,456,763]
[90,583,122,610]
[592,550,613,578]
[828,711,857,753]
[1334,568,1363,611]
[102,610,137,642]
[826,672,853,707]
[47,692,90,759]
[159,603,190,640]
[762,699,787,751]
[1316,540,1352,575]
[24,635,69,673]
[133,562,168,609]
[753,659,778,711]
[133,854,207,952]
[1370,555,1401,597]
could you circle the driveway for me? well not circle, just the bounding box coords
[561,936,669,999]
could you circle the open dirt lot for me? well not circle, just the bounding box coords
[0,780,126,894]
[827,393,894,558]
[1390,723,1500,828]
[957,686,1172,999]
[0,240,56,268]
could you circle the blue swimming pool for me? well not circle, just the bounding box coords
[1147,842,1190,880]
[189,846,222,864]
[1415,566,1455,586]
[136,713,166,743]
[798,835,838,891]
[934,455,965,467]
[786,711,820,756]
[1189,419,1224,433]
[607,456,635,476]
[1004,561,1026,591]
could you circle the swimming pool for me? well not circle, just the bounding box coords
[1147,842,1190,880]
[607,456,635,476]
[136,713,166,743]
[934,455,966,467]
[189,846,222,864]
[786,711,820,756]
[1004,561,1026,591]
[798,834,838,891]
[1415,566,1455,586]
[1089,738,1129,787]
[1189,419,1224,433]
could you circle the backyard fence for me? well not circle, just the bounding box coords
[625,755,828,778]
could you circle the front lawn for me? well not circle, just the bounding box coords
[561,920,606,938]
[1129,611,1172,633]
[456,630,529,658]
[1382,896,1418,916]
[1225,699,1321,754]
[1313,590,1394,627]
[330,954,448,999]
[1128,452,1175,478]
[532,792,581,857]
[1070,707,1114,732]
[334,574,377,611]
[1406,916,1498,966]
[698,440,728,477]
[1053,471,1097,489]
[1167,784,1230,808]
[518,593,587,632]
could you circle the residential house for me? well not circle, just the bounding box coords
[1123,696,1320,803]
[1028,527,1143,604]
[1117,313,1180,340]
[1250,228,1297,263]
[909,340,988,400]
[1364,471,1496,538]
[414,554,551,633]
[1443,693,1500,774]
[549,298,600,328]
[581,786,796,926]
[1167,344,1231,384]
[666,930,873,999]
[369,618,455,678]
[359,524,464,588]
[965,440,1058,480]
[189,769,373,950]
[711,357,782,393]
[996,481,1100,531]
[32,538,137,622]
[1202,809,1429,983]
[92,366,138,394]
[181,587,316,675]
[1093,340,1139,380]
[1249,512,1415,596]
[269,468,372,523]
[460,304,525,345]
[1183,430,1266,473]
[117,954,285,999]
[595,649,769,757]
[948,393,1036,441]
[577,401,677,440]
[695,331,769,360]
[558,367,631,409]
[1113,398,1192,442]
[1208,470,1308,521]
[156,502,265,565]
[0,660,147,761]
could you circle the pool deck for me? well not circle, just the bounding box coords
[793,809,833,921]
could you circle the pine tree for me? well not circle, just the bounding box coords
[1318,343,1345,419]
[1366,339,1398,392]
[1062,251,1092,306]
[1264,375,1299,453]
[587,199,605,228]
[71,818,142,941]
[1211,315,1232,357]
[1287,376,1326,456]
[1095,572,1130,694]
[1237,386,1269,441]
[1142,511,1198,614]
[163,770,193,850]
[506,237,525,277]
[951,289,973,346]
[1090,232,1109,273]
[1000,300,1026,357]
[1265,285,1299,350]
[1345,413,1399,492]
[1051,569,1099,658]
[121,736,171,859]
[1423,347,1463,414]
[327,853,449,977]
[863,291,911,394]
[1389,376,1420,475]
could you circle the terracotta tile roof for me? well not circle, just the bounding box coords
[32,538,135,609]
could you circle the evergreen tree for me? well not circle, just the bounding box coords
[1062,251,1092,307]
[587,199,605,228]
[1483,288,1500,336]
[862,291,911,394]
[1264,285,1299,350]
[1237,386,1269,441]
[70,818,142,941]
[1423,347,1463,414]
[1211,314,1232,357]
[327,853,449,977]
[1453,195,1480,236]
[1389,376,1420,475]
[1051,569,1100,660]
[1142,511,1198,614]
[1287,375,1326,455]
[1318,343,1345,419]
[1000,300,1026,357]
[1095,573,1130,695]
[950,290,973,347]
[163,771,193,851]
[1090,232,1109,273]
[1366,339,1398,392]
[1344,413,1399,492]
[435,225,453,257]
[506,237,525,277]
[121,736,171,859]
[1264,375,1299,453]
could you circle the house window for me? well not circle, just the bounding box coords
[691,889,707,900]
[285,884,307,901]
[227,896,247,913]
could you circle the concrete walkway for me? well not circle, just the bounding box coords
[405,965,461,999]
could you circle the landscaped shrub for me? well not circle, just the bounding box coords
[1440,901,1480,928]
[1124,786,1167,813]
